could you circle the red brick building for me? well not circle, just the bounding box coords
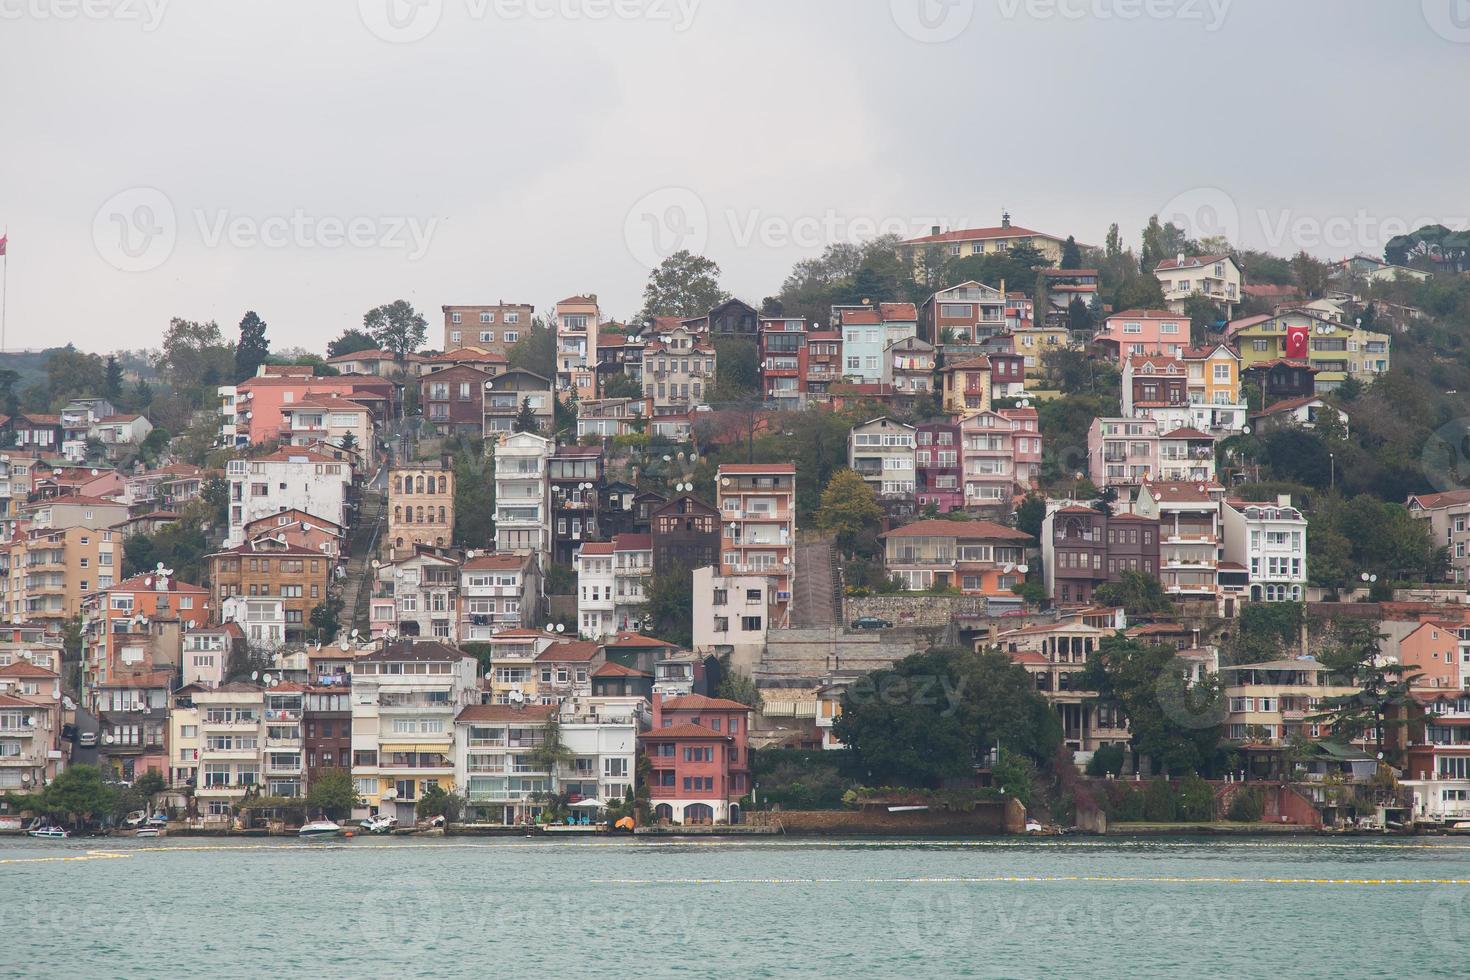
[640,693,751,825]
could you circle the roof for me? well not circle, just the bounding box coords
[660,693,753,712]
[423,347,507,364]
[534,640,599,662]
[578,542,614,556]
[1408,490,1470,510]
[456,703,556,724]
[1108,309,1180,320]
[325,349,418,363]
[461,553,529,571]
[944,355,992,371]
[1155,254,1234,271]
[1159,427,1213,440]
[883,518,1032,541]
[878,302,917,320]
[904,224,1063,245]
[254,447,343,464]
[836,307,880,325]
[1241,358,1316,373]
[604,632,673,649]
[360,640,469,663]
[209,541,327,558]
[0,692,43,708]
[639,723,730,740]
[490,628,546,639]
[109,573,210,595]
[592,661,652,679]
[614,533,653,552]
[1255,395,1327,416]
[1140,482,1224,504]
[1220,658,1326,673]
[718,463,795,474]
[0,660,58,678]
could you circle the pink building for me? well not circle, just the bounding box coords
[232,372,394,446]
[959,408,1043,513]
[1399,621,1466,692]
[639,693,751,825]
[915,421,963,513]
[1094,309,1189,360]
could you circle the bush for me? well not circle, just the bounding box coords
[1176,772,1215,822]
[1112,787,1145,822]
[1227,787,1264,822]
[1143,776,1177,822]
[1086,744,1125,777]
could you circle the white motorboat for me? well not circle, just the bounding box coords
[27,825,70,839]
[298,820,343,839]
[133,827,161,838]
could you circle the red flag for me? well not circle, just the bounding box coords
[0,234,7,256]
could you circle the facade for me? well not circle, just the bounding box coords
[192,682,266,823]
[938,355,991,416]
[575,541,616,640]
[493,432,553,557]
[277,395,373,465]
[0,661,64,791]
[848,417,917,511]
[641,693,752,825]
[906,219,1070,276]
[882,336,936,411]
[691,566,768,666]
[1089,417,1162,488]
[915,421,963,513]
[242,509,343,560]
[1154,253,1243,315]
[549,445,604,567]
[1230,310,1390,392]
[642,327,715,416]
[758,316,808,409]
[650,494,721,576]
[81,570,208,700]
[958,409,1039,512]
[1042,506,1161,606]
[805,327,843,405]
[480,629,554,705]
[371,552,460,642]
[484,369,554,437]
[387,461,455,560]
[717,463,796,630]
[421,365,494,438]
[1,525,118,625]
[1095,309,1189,359]
[458,552,540,640]
[837,305,918,383]
[1222,496,1308,603]
[226,372,394,446]
[350,641,479,823]
[442,303,534,356]
[454,703,557,824]
[208,540,331,644]
[555,295,601,403]
[1133,482,1227,605]
[921,280,1006,345]
[1219,658,1356,745]
[225,448,351,547]
[882,518,1031,604]
[1407,490,1470,584]
[304,684,353,786]
[997,619,1128,755]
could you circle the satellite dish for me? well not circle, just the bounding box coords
[1017,564,1029,574]
[350,629,360,640]
[555,624,565,633]
[720,478,730,486]
[91,468,99,476]
[371,560,380,570]
[339,638,351,651]
[251,671,259,680]
[262,673,273,684]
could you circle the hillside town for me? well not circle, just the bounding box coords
[4,216,1470,836]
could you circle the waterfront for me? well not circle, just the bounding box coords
[3,836,1468,978]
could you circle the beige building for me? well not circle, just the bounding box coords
[0,659,65,791]
[387,461,455,560]
[279,395,375,471]
[443,303,534,358]
[1154,253,1243,316]
[1220,658,1357,745]
[555,295,601,403]
[717,463,796,630]
[0,525,118,625]
[642,326,715,416]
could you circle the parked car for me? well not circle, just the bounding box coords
[851,616,893,630]
[77,731,97,748]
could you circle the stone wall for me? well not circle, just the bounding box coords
[843,595,993,629]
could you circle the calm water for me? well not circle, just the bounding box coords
[3,834,1467,978]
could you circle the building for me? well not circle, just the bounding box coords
[882,518,1032,606]
[454,702,557,824]
[1222,496,1308,603]
[805,326,843,405]
[641,693,752,825]
[225,448,352,547]
[575,534,651,640]
[81,569,208,700]
[758,316,808,409]
[208,539,332,644]
[1229,310,1390,392]
[242,509,343,560]
[1094,309,1190,359]
[226,371,394,446]
[192,682,266,823]
[549,445,604,567]
[1250,396,1348,437]
[1,525,118,625]
[717,463,795,630]
[371,551,460,642]
[1157,427,1217,484]
[996,618,1127,756]
[555,295,600,403]
[1133,482,1227,607]
[459,552,541,640]
[1408,490,1470,584]
[1219,658,1356,745]
[442,302,534,357]
[351,641,479,824]
[938,355,991,416]
[904,217,1072,276]
[1154,253,1243,316]
[533,638,602,703]
[322,350,426,378]
[650,494,721,576]
[1395,623,1466,693]
[484,369,554,437]
[958,409,1040,512]
[0,660,64,792]
[848,417,917,513]
[1089,417,1162,488]
[421,365,494,439]
[574,541,616,640]
[277,395,374,466]
[304,683,353,786]
[559,697,639,807]
[478,628,554,705]
[836,304,918,383]
[492,432,553,557]
[691,566,767,668]
[11,414,61,452]
[1042,506,1161,606]
[915,421,963,513]
[387,461,454,560]
[642,327,714,416]
[181,623,239,689]
[882,336,936,412]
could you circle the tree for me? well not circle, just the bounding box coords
[716,660,763,710]
[414,783,464,823]
[306,768,360,820]
[158,318,232,393]
[513,397,540,433]
[225,642,273,683]
[1084,635,1224,776]
[363,300,428,361]
[32,765,115,828]
[234,310,270,382]
[1182,294,1224,345]
[834,647,1061,788]
[1066,296,1093,339]
[1290,250,1332,298]
[326,329,378,358]
[46,347,108,406]
[711,338,759,400]
[309,598,344,641]
[1093,571,1174,618]
[639,250,730,319]
[134,770,166,812]
[507,319,556,378]
[602,373,643,400]
[640,561,694,648]
[1310,619,1419,763]
[1176,771,1215,821]
[1060,235,1082,270]
[1143,776,1177,822]
[1139,215,1195,273]
[138,425,171,464]
[104,355,124,401]
[450,438,495,548]
[815,469,883,557]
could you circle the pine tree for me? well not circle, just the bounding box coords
[1060,235,1082,269]
[104,355,124,402]
[513,396,538,433]
[234,310,270,382]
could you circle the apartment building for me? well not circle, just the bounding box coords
[550,445,604,567]
[1089,417,1162,488]
[82,570,208,698]
[883,336,936,412]
[242,509,343,560]
[574,534,651,640]
[836,304,919,383]
[387,460,455,560]
[848,417,916,510]
[192,681,265,823]
[304,684,353,785]
[455,702,558,824]
[1,525,117,625]
[915,421,963,513]
[225,448,352,547]
[442,302,534,357]
[575,541,616,640]
[533,639,601,703]
[1133,482,1228,604]
[1154,253,1243,315]
[1219,658,1355,745]
[1222,496,1308,603]
[480,628,555,705]
[717,463,795,630]
[277,395,373,466]
[650,494,721,576]
[208,540,332,644]
[939,355,991,416]
[1095,309,1189,359]
[758,316,808,409]
[905,217,1071,274]
[493,432,553,557]
[921,280,1006,345]
[181,623,239,689]
[641,693,752,825]
[421,365,494,439]
[225,371,393,446]
[691,566,767,668]
[1408,490,1470,584]
[996,618,1128,755]
[0,660,64,792]
[1230,309,1390,392]
[805,326,843,405]
[484,369,555,436]
[351,641,480,824]
[371,551,460,642]
[958,409,1040,512]
[1042,506,1161,606]
[882,518,1032,603]
[459,552,540,640]
[643,326,715,416]
[555,295,601,403]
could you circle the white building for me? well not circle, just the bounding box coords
[192,682,266,824]
[691,566,768,671]
[1222,495,1308,603]
[575,541,616,640]
[560,696,640,806]
[220,596,285,650]
[1154,253,1243,316]
[611,534,652,636]
[351,640,480,824]
[225,448,351,547]
[459,553,541,640]
[455,702,557,824]
[493,431,553,557]
[371,552,460,642]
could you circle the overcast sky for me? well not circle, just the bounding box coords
[0,0,1466,354]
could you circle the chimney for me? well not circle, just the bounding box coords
[651,690,663,729]
[1176,252,1185,266]
[1001,211,1011,230]
[931,225,942,237]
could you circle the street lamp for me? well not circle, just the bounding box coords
[1329,452,1335,491]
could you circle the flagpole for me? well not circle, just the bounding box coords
[1,226,7,353]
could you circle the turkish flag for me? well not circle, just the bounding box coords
[0,234,7,256]
[1285,324,1308,360]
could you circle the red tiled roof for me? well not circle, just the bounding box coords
[535,640,600,663]
[0,693,42,708]
[883,519,1032,541]
[254,448,343,464]
[878,302,917,320]
[661,694,753,712]
[0,661,58,678]
[944,355,991,371]
[1159,427,1213,440]
[904,225,1062,245]
[837,308,881,325]
[605,632,671,649]
[1407,490,1470,509]
[718,463,795,474]
[613,533,652,552]
[1108,309,1179,320]
[638,723,730,740]
[578,542,614,556]
[461,553,528,571]
[491,628,546,639]
[1242,357,1316,372]
[592,661,652,678]
[1141,482,1224,503]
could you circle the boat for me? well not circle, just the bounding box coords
[133,827,161,838]
[298,820,343,839]
[27,825,69,839]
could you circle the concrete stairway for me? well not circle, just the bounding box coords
[340,490,385,634]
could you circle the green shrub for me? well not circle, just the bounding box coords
[1112,787,1145,822]
[1086,744,1125,777]
[1227,787,1264,822]
[1176,772,1215,822]
[1143,776,1177,822]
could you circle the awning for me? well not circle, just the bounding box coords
[568,799,604,808]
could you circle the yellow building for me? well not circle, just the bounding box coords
[480,628,555,704]
[1012,326,1073,378]
[1183,343,1241,406]
[938,355,992,416]
[1230,310,1390,393]
[903,214,1071,279]
[1,525,118,625]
